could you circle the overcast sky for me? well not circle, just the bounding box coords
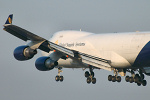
[0,0,150,100]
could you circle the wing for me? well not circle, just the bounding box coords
[3,14,112,71]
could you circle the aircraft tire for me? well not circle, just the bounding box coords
[112,76,116,82]
[141,74,145,80]
[142,80,147,86]
[92,78,96,84]
[85,71,90,78]
[134,77,140,83]
[129,77,134,83]
[137,83,141,86]
[116,76,121,82]
[87,77,91,84]
[125,76,129,82]
[108,75,112,81]
[55,75,60,81]
[59,76,64,82]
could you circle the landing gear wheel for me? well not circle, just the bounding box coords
[92,78,96,84]
[55,76,59,81]
[141,74,145,80]
[135,74,140,78]
[116,76,121,82]
[59,76,64,82]
[87,77,91,84]
[134,78,139,83]
[125,76,129,82]
[112,76,116,82]
[85,71,90,78]
[142,80,147,86]
[137,83,141,86]
[108,75,112,81]
[129,77,134,83]
[134,74,140,83]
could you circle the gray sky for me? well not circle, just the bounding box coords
[0,0,150,100]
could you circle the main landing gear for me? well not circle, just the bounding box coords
[85,66,96,84]
[55,67,64,82]
[125,70,147,86]
[107,69,147,86]
[108,69,121,83]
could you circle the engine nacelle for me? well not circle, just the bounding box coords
[35,57,58,71]
[14,45,37,61]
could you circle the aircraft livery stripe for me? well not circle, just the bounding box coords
[133,41,150,67]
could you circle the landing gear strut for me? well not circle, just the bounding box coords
[55,67,64,82]
[85,66,96,84]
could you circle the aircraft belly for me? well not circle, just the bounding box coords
[57,58,87,68]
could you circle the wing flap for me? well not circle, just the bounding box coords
[82,59,112,71]
[81,55,112,71]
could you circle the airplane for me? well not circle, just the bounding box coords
[3,14,150,86]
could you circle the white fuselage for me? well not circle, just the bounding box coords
[42,31,150,69]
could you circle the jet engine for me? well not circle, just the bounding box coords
[35,57,58,71]
[14,45,37,61]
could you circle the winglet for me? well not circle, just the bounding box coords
[5,14,13,25]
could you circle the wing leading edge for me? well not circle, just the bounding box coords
[3,14,45,41]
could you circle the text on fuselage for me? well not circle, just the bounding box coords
[59,42,85,47]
